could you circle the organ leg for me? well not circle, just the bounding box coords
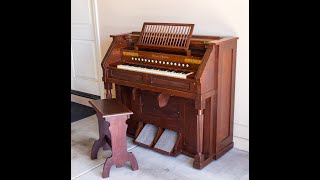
[193,109,205,169]
[105,83,113,99]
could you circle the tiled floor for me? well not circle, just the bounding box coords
[71,96,249,180]
[71,115,138,179]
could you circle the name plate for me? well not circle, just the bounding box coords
[123,51,139,57]
[152,54,169,59]
[184,58,201,64]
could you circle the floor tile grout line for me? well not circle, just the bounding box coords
[71,162,104,180]
[128,145,139,151]
[71,145,139,180]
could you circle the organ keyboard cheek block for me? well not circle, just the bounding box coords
[101,22,238,169]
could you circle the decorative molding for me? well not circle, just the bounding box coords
[71,90,100,100]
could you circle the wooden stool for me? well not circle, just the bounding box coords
[89,99,139,178]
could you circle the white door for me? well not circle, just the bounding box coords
[71,0,100,96]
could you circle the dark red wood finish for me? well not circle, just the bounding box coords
[101,23,238,169]
[89,99,139,178]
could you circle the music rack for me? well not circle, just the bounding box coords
[135,22,194,55]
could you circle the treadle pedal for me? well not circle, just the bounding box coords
[154,129,178,153]
[134,123,158,146]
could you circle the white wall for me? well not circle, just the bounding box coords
[95,0,249,151]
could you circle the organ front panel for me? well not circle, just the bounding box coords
[101,22,238,169]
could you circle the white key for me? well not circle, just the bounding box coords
[117,64,193,79]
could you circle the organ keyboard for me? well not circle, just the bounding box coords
[101,22,238,169]
[117,64,194,79]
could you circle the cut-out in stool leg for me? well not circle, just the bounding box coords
[91,114,110,159]
[91,139,106,159]
[103,143,110,150]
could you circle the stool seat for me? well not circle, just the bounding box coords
[89,99,133,118]
[89,98,138,178]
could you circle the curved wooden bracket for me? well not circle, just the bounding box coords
[157,93,171,108]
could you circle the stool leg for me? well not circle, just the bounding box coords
[91,114,111,160]
[103,126,112,150]
[103,143,109,150]
[102,157,113,178]
[91,140,104,159]
[128,152,139,171]
[101,115,139,178]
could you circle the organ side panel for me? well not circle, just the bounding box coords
[182,101,198,156]
[216,40,237,153]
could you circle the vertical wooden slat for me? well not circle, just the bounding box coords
[157,25,163,45]
[186,27,190,46]
[139,25,144,43]
[151,25,156,45]
[163,26,170,45]
[160,26,166,45]
[182,27,190,46]
[181,26,186,46]
[152,25,157,44]
[146,25,152,44]
[153,25,158,44]
[176,26,183,47]
[146,25,151,44]
[151,25,159,44]
[186,25,194,48]
[168,26,175,46]
[140,25,148,44]
[178,26,184,46]
[143,25,149,44]
[149,25,155,44]
[160,25,166,45]
[174,26,182,46]
[172,26,177,46]
[174,26,181,46]
[158,25,163,44]
[170,26,178,46]
[180,26,188,46]
[144,25,151,44]
[171,26,178,46]
[147,25,155,44]
[168,26,174,46]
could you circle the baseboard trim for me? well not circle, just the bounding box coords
[71,90,100,100]
[233,136,249,152]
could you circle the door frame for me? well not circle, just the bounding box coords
[91,0,105,98]
[71,0,105,98]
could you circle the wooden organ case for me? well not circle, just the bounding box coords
[101,22,238,169]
